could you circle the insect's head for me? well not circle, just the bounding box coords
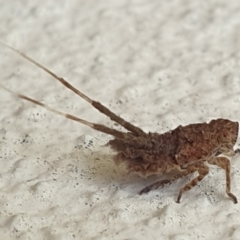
[212,119,239,150]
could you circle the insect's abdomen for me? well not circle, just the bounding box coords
[108,131,179,177]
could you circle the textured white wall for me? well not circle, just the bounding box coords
[1,1,240,239]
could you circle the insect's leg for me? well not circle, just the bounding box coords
[139,166,197,195]
[139,179,174,195]
[176,163,209,203]
[208,157,238,204]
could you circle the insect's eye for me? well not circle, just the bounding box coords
[215,151,222,156]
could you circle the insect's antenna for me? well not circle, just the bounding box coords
[0,84,130,140]
[0,42,146,137]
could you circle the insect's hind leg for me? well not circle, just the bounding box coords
[208,156,238,204]
[139,166,198,195]
[176,163,209,203]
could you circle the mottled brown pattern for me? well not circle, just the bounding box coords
[1,42,239,203]
[110,119,239,203]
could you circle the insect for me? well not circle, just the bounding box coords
[0,42,239,204]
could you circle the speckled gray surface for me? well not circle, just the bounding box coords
[1,1,240,239]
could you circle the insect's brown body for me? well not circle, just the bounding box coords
[110,119,238,177]
[109,119,239,203]
[1,42,239,203]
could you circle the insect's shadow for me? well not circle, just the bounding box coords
[72,135,186,196]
